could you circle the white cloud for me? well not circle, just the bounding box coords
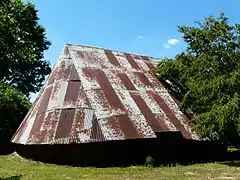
[163,38,180,49]
[167,38,179,45]
[163,44,171,49]
[136,35,145,40]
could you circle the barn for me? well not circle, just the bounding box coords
[11,44,224,166]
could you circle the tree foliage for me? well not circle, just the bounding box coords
[0,82,30,144]
[0,0,51,97]
[0,0,51,151]
[154,13,240,144]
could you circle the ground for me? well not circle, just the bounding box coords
[0,155,240,180]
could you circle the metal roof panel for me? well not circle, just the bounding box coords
[12,44,199,144]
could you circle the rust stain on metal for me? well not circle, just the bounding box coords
[116,115,140,139]
[90,117,105,141]
[47,60,73,85]
[64,46,70,56]
[37,86,53,115]
[28,86,53,142]
[130,92,168,132]
[118,73,136,90]
[135,72,153,88]
[55,109,76,139]
[107,116,123,138]
[145,61,155,70]
[76,85,91,108]
[64,81,81,105]
[105,49,121,66]
[12,100,38,143]
[47,110,61,142]
[77,50,103,67]
[147,75,164,89]
[150,92,191,138]
[12,120,27,143]
[124,53,140,69]
[154,113,173,132]
[57,60,72,81]
[77,50,85,59]
[89,89,111,110]
[37,110,53,143]
[140,55,150,61]
[28,113,45,143]
[69,65,80,81]
[106,115,139,139]
[83,68,125,110]
[131,55,141,60]
[47,68,57,85]
[69,108,85,142]
[12,44,199,145]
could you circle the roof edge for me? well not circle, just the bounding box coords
[64,43,162,62]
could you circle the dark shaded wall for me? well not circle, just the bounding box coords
[0,141,14,155]
[15,132,227,167]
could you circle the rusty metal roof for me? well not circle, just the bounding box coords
[12,44,199,145]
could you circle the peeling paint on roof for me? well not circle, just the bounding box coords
[12,44,200,145]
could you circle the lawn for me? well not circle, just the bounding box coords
[0,154,240,180]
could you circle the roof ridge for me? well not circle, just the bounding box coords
[65,43,162,61]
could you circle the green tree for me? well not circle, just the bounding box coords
[0,0,51,97]
[0,0,51,152]
[154,13,240,144]
[0,82,30,145]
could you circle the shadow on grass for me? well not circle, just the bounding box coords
[219,150,240,167]
[1,175,22,180]
[221,161,240,167]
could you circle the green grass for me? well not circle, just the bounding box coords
[0,155,240,180]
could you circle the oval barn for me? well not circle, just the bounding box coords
[11,44,224,166]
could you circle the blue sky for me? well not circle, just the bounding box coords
[28,0,239,101]
[29,0,240,65]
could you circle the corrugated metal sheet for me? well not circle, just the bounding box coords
[12,44,200,145]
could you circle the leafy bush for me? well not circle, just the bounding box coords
[144,156,155,167]
[0,82,30,145]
